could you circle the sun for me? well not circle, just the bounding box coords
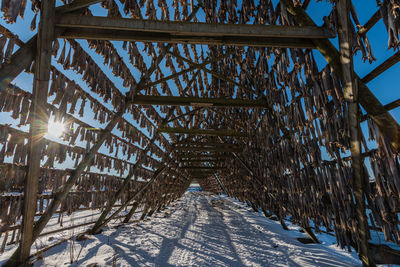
[47,120,65,138]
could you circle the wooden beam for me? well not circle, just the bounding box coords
[132,95,266,108]
[187,169,216,173]
[177,153,232,159]
[175,141,233,146]
[0,37,36,86]
[280,0,400,151]
[179,159,222,162]
[182,166,225,170]
[369,243,400,265]
[361,50,400,84]
[358,10,381,36]
[213,174,229,194]
[159,127,247,137]
[58,28,317,48]
[181,164,224,168]
[174,147,241,152]
[56,14,335,38]
[175,142,238,148]
[176,147,241,152]
[337,1,374,265]
[179,157,229,161]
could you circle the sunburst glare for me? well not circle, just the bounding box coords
[47,120,65,138]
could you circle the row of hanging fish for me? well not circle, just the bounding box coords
[0,82,165,168]
[195,6,400,251]
[210,38,400,250]
[0,185,143,245]
[0,124,159,176]
[0,27,162,155]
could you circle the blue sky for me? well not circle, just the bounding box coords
[0,0,399,179]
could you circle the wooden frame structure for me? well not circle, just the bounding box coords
[0,0,400,266]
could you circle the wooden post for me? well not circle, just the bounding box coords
[139,205,150,220]
[147,207,157,217]
[213,174,228,195]
[302,227,319,243]
[123,201,140,223]
[337,0,374,266]
[13,1,55,265]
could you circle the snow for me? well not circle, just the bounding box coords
[1,192,362,266]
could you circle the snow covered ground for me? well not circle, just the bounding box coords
[1,191,362,266]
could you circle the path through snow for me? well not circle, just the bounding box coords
[34,192,361,266]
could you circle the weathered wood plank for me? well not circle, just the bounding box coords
[159,127,247,137]
[181,166,225,170]
[362,50,400,84]
[132,95,266,108]
[58,28,317,48]
[174,146,241,152]
[358,10,381,36]
[56,15,335,38]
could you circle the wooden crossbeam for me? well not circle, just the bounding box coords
[178,156,229,161]
[181,164,224,168]
[56,15,335,48]
[56,15,334,39]
[358,10,381,36]
[175,142,238,148]
[174,146,241,152]
[132,95,266,108]
[174,143,239,148]
[187,172,215,176]
[361,97,400,121]
[159,127,247,137]
[58,29,317,48]
[179,159,222,162]
[362,50,400,84]
[182,166,225,170]
[179,157,229,161]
